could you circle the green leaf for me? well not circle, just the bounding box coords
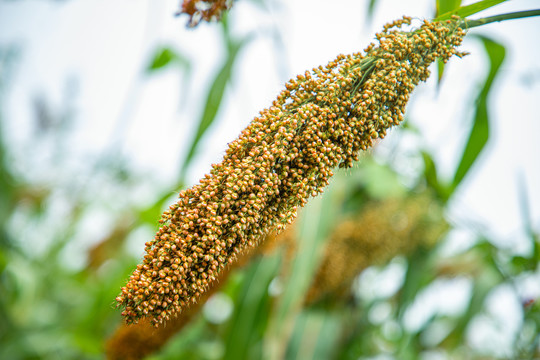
[367,0,378,18]
[516,174,540,268]
[511,256,537,272]
[451,36,505,191]
[264,178,344,359]
[436,58,445,89]
[435,0,508,21]
[286,310,341,360]
[223,255,281,360]
[147,47,188,72]
[179,21,252,179]
[421,151,450,202]
[312,312,341,359]
[397,247,436,321]
[436,0,462,17]
[138,190,177,225]
[361,158,407,200]
[442,241,503,347]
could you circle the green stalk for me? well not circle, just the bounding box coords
[462,9,540,29]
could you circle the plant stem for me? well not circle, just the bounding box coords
[462,9,540,29]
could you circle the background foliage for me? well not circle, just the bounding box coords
[0,0,539,359]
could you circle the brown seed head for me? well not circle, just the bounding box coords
[179,0,233,27]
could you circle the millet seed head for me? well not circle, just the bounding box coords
[116,16,466,326]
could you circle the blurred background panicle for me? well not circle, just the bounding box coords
[0,0,539,359]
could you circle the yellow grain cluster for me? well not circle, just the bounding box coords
[116,17,466,326]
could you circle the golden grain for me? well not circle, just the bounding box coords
[116,17,466,326]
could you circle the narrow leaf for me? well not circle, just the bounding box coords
[451,36,505,191]
[367,0,378,18]
[312,312,341,359]
[441,241,502,347]
[517,173,540,268]
[436,59,446,91]
[287,310,341,360]
[265,182,342,359]
[421,151,450,202]
[179,38,245,178]
[147,47,188,72]
[436,0,462,17]
[397,247,435,320]
[223,255,281,360]
[435,0,508,21]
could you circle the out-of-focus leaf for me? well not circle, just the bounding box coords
[147,46,193,113]
[312,311,341,359]
[149,316,209,359]
[399,119,420,134]
[264,178,344,359]
[0,58,19,236]
[436,58,446,88]
[223,254,281,360]
[360,158,407,200]
[286,310,341,360]
[138,190,178,226]
[397,331,423,360]
[397,247,436,320]
[438,240,502,348]
[147,47,189,72]
[332,306,369,359]
[517,173,540,267]
[285,311,308,359]
[421,151,451,202]
[451,36,505,191]
[511,255,537,272]
[435,0,507,21]
[367,0,378,19]
[179,24,252,179]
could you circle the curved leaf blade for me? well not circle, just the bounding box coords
[179,41,243,177]
[436,0,462,17]
[435,0,508,21]
[147,47,189,72]
[451,35,505,191]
